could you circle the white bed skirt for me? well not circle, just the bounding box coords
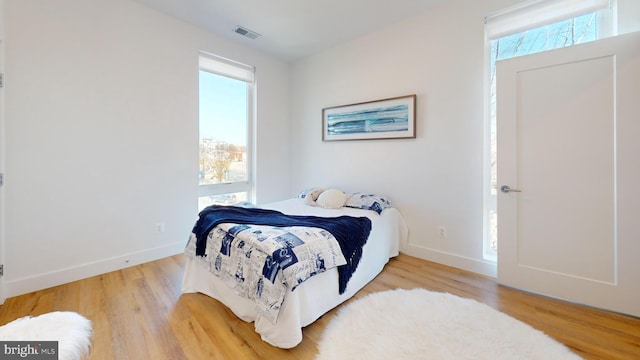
[181,198,408,348]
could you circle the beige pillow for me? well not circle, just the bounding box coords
[304,188,325,206]
[316,188,348,209]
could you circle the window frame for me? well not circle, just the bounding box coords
[198,52,255,204]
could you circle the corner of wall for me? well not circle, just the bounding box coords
[403,243,497,278]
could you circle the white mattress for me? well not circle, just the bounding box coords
[181,198,408,348]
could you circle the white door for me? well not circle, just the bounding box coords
[497,31,640,317]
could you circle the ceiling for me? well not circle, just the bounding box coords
[133,0,447,62]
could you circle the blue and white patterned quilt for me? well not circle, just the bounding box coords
[185,222,347,323]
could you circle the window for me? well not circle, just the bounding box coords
[198,53,255,210]
[482,0,614,260]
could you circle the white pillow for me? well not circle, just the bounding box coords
[316,188,348,209]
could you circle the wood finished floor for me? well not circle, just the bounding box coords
[0,253,639,359]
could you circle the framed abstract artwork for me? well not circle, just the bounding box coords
[322,94,416,141]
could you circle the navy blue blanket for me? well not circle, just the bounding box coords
[192,206,372,294]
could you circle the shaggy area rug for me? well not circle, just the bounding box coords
[0,311,92,360]
[316,288,581,360]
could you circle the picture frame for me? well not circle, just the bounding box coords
[322,94,416,141]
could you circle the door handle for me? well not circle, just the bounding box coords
[500,185,521,193]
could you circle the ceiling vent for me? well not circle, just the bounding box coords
[233,26,261,40]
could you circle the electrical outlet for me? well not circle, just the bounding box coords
[155,222,165,233]
[438,226,447,239]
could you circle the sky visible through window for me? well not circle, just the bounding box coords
[491,13,598,65]
[199,70,247,146]
[198,70,249,189]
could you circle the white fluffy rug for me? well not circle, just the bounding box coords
[316,288,582,360]
[0,311,92,360]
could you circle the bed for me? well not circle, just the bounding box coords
[181,195,408,348]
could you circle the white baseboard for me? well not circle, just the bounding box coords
[3,241,186,299]
[3,241,495,302]
[403,243,497,278]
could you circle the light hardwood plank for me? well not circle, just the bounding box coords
[0,254,638,359]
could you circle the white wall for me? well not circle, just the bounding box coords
[618,0,640,34]
[290,0,640,277]
[2,0,290,298]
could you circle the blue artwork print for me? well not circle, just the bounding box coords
[272,247,299,270]
[251,229,268,242]
[315,254,325,271]
[214,254,222,271]
[274,232,304,247]
[220,233,234,256]
[303,254,326,282]
[256,278,264,297]
[327,104,409,135]
[235,263,245,282]
[262,256,279,283]
[229,224,250,236]
[220,225,250,255]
